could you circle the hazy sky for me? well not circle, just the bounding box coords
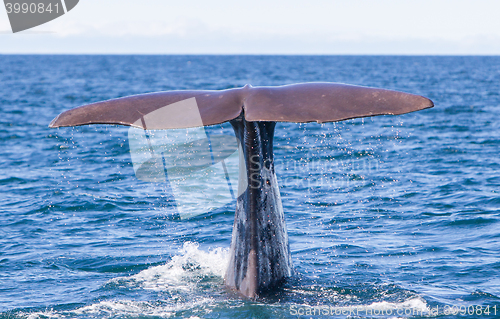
[1,0,500,54]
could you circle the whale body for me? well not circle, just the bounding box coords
[49,82,433,298]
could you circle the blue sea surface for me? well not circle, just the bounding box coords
[1,55,500,318]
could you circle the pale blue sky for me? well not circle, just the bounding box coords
[1,0,500,54]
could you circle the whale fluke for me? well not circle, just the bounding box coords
[49,82,433,299]
[49,83,433,129]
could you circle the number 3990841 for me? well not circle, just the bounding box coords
[5,2,60,14]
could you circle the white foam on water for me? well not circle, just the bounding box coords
[290,297,431,318]
[19,299,212,319]
[72,299,212,318]
[18,310,62,319]
[17,243,229,319]
[363,297,429,312]
[15,244,430,318]
[111,241,230,292]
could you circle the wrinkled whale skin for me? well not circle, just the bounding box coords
[224,115,292,298]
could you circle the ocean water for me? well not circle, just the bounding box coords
[1,55,500,318]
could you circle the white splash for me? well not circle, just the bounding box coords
[16,244,430,319]
[362,297,430,313]
[72,299,212,318]
[20,242,229,319]
[111,241,229,292]
[290,297,431,318]
[24,310,62,319]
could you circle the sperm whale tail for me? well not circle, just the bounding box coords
[49,83,433,298]
[49,83,432,130]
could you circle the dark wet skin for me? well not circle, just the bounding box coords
[225,115,292,298]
